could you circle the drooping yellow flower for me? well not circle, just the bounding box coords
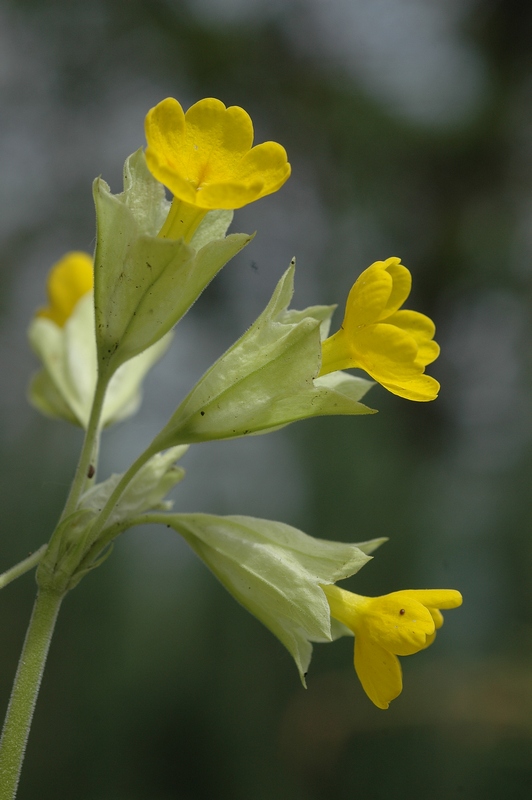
[319,257,440,401]
[145,97,291,240]
[36,251,94,327]
[322,584,462,709]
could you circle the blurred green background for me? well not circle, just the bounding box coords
[1,0,532,797]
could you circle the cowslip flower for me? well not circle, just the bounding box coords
[29,252,171,428]
[145,97,291,240]
[145,262,376,450]
[322,584,462,709]
[93,150,252,377]
[319,257,440,401]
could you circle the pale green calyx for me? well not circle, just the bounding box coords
[93,149,252,378]
[80,446,188,526]
[166,513,386,683]
[37,447,189,594]
[147,261,376,450]
[28,292,172,429]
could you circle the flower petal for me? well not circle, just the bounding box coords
[195,178,267,209]
[233,141,291,194]
[360,593,435,656]
[379,259,411,319]
[380,374,440,402]
[428,607,444,629]
[353,324,422,379]
[344,263,393,328]
[354,637,403,709]
[145,98,187,175]
[385,310,439,366]
[184,98,254,180]
[396,589,463,610]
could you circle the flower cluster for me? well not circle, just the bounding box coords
[28,96,461,707]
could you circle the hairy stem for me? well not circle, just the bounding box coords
[0,589,64,800]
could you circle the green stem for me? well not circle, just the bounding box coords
[0,589,64,800]
[0,548,47,591]
[60,375,109,521]
[83,444,158,549]
[77,512,179,574]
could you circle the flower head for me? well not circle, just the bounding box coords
[323,584,462,708]
[320,257,440,401]
[29,251,171,428]
[144,97,291,210]
[37,251,93,327]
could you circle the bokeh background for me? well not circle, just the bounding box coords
[1,0,532,797]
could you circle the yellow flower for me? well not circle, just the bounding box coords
[322,584,462,709]
[319,257,440,401]
[36,251,93,327]
[145,97,291,240]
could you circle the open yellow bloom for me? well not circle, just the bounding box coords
[323,584,462,709]
[319,257,440,401]
[145,97,291,240]
[36,251,93,327]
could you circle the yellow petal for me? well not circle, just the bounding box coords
[233,141,291,195]
[380,374,440,402]
[37,251,93,327]
[354,637,402,709]
[379,259,411,319]
[145,97,187,174]
[428,607,444,629]
[145,97,290,210]
[353,324,422,378]
[184,98,254,180]
[395,589,463,610]
[344,263,393,329]
[195,178,266,209]
[385,310,439,366]
[359,592,435,656]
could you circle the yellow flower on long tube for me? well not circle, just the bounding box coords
[145,97,291,241]
[320,257,440,401]
[322,584,462,709]
[36,251,93,327]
